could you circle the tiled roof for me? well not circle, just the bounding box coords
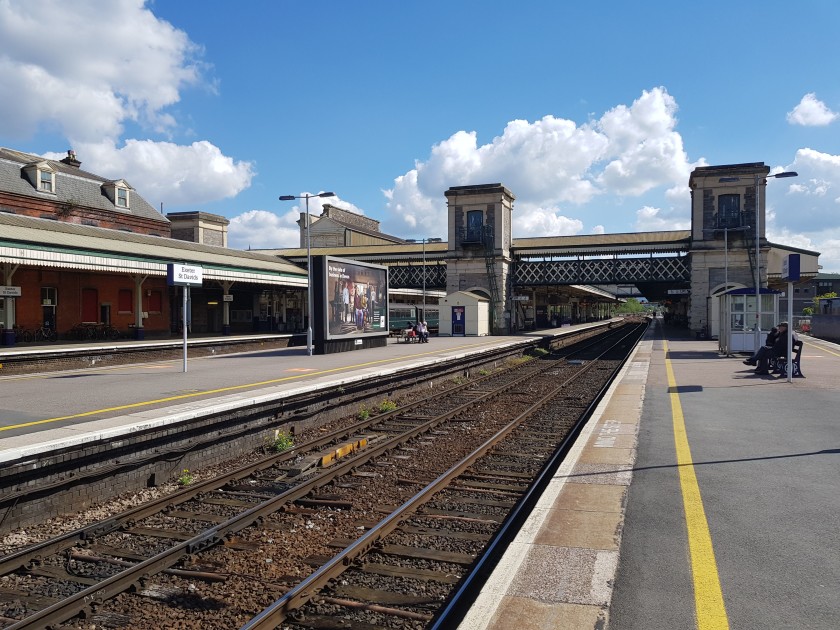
[0,147,165,223]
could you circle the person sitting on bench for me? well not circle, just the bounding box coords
[743,326,779,366]
[751,322,795,375]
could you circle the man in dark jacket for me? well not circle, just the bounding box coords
[752,322,794,375]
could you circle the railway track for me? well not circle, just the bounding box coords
[0,321,647,629]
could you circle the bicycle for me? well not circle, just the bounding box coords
[13,325,33,343]
[33,325,58,342]
[101,324,121,340]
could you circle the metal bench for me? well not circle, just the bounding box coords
[773,339,804,377]
[397,330,420,343]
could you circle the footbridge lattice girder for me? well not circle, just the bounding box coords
[513,255,691,286]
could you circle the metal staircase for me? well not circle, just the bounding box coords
[482,225,500,329]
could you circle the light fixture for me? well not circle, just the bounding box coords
[279,192,336,356]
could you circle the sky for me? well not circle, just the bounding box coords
[2,1,840,270]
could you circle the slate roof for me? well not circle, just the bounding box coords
[0,147,166,224]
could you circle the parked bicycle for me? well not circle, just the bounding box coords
[33,325,58,342]
[69,322,120,341]
[13,325,33,343]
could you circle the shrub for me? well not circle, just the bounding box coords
[177,469,194,486]
[268,430,294,452]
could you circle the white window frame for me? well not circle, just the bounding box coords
[39,169,55,193]
[116,187,129,208]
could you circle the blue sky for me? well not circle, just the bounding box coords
[2,1,840,269]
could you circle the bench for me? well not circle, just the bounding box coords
[397,330,420,343]
[773,339,804,377]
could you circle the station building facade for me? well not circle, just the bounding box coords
[0,146,823,344]
[0,148,308,342]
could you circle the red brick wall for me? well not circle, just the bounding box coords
[13,269,171,337]
[0,191,170,236]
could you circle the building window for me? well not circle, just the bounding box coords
[717,194,741,228]
[149,290,163,313]
[117,187,129,208]
[39,170,54,193]
[466,210,484,241]
[118,289,133,313]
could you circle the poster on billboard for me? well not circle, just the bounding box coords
[323,256,389,340]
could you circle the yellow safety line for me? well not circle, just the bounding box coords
[664,340,729,629]
[804,338,840,358]
[0,339,503,432]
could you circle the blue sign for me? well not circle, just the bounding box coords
[782,254,800,282]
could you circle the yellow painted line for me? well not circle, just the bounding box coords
[804,339,840,358]
[0,341,501,433]
[665,340,729,629]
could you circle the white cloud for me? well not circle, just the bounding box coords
[384,87,700,239]
[513,204,584,238]
[634,206,690,232]
[228,210,300,250]
[0,0,250,209]
[0,0,203,141]
[46,139,254,207]
[775,148,840,233]
[229,193,367,250]
[786,93,838,127]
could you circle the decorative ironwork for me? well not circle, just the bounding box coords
[388,263,446,289]
[514,255,690,286]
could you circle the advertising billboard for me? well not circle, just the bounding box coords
[323,256,389,340]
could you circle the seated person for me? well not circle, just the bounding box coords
[751,322,795,375]
[743,326,778,366]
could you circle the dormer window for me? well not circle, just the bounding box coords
[22,160,56,194]
[102,179,131,209]
[39,170,54,192]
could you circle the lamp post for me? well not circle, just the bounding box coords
[719,171,797,352]
[406,237,442,323]
[279,191,336,356]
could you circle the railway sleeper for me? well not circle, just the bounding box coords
[358,561,462,584]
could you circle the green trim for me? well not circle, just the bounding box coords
[0,239,306,280]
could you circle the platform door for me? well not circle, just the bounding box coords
[451,306,465,336]
[81,288,98,323]
[42,287,58,329]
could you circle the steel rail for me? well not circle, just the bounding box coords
[0,344,531,577]
[241,323,647,629]
[4,334,583,628]
[430,320,648,627]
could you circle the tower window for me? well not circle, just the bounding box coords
[717,194,741,228]
[466,210,483,241]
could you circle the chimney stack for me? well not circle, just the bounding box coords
[60,149,81,168]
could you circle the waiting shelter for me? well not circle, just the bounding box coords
[438,291,489,337]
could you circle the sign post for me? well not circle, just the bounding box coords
[781,254,800,383]
[167,264,203,372]
[0,286,21,346]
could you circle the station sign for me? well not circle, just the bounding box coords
[0,286,21,297]
[667,289,690,295]
[222,294,234,302]
[512,295,530,301]
[167,263,204,287]
[782,254,800,282]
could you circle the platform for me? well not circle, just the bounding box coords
[459,318,840,629]
[2,319,837,628]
